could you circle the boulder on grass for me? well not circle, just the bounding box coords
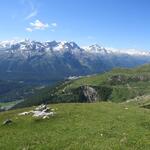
[3,119,13,125]
[18,104,56,119]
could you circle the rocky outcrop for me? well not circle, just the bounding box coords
[108,75,127,85]
[108,74,150,85]
[18,104,56,119]
[79,85,98,102]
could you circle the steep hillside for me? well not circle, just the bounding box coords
[0,103,150,149]
[14,64,150,108]
[0,80,35,102]
[0,80,52,110]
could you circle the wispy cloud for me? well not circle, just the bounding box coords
[22,0,38,20]
[49,22,58,32]
[23,0,58,32]
[25,10,38,20]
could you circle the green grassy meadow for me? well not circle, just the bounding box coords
[0,103,150,150]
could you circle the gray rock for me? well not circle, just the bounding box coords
[3,119,12,125]
[80,85,98,102]
[18,104,56,119]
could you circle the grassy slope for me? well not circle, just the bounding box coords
[124,95,150,108]
[0,103,150,150]
[55,64,150,103]
[15,64,150,108]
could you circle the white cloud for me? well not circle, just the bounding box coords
[49,22,58,32]
[30,20,49,30]
[26,27,33,32]
[25,20,58,32]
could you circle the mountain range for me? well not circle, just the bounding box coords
[0,39,150,84]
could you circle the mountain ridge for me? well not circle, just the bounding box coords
[0,39,150,83]
[1,39,150,56]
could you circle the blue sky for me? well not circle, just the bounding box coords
[0,0,150,50]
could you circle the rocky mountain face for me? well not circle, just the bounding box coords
[78,85,98,102]
[0,39,150,83]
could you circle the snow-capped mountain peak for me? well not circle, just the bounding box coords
[0,39,150,83]
[83,44,111,54]
[0,40,20,49]
[0,39,150,57]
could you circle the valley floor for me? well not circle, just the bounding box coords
[0,103,150,150]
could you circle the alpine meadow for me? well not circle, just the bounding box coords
[0,0,150,149]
